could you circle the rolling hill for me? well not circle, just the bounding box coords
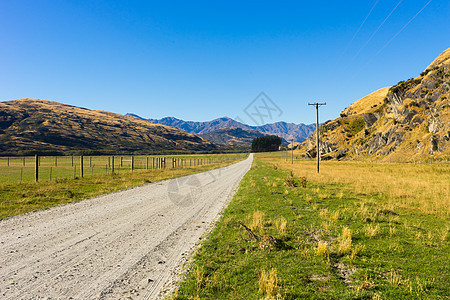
[0,99,218,155]
[302,48,450,160]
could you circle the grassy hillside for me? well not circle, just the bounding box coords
[302,48,450,161]
[0,99,218,155]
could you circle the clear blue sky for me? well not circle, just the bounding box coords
[1,0,449,125]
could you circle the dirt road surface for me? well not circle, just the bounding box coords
[0,154,253,299]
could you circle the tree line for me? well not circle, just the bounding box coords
[251,136,282,152]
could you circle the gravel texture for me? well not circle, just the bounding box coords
[0,154,252,299]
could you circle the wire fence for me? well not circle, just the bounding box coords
[279,150,449,166]
[0,154,247,185]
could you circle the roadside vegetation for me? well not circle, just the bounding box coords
[173,152,449,299]
[0,154,246,219]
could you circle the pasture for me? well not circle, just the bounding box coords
[174,152,449,299]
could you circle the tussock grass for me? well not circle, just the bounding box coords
[338,227,352,255]
[258,268,280,299]
[249,210,265,235]
[274,217,287,235]
[365,224,380,238]
[315,241,328,258]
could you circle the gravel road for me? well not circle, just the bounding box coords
[0,154,253,299]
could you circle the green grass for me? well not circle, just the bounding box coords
[0,154,246,219]
[0,154,244,185]
[173,156,449,299]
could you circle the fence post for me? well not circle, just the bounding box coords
[111,156,115,174]
[120,157,123,167]
[80,155,84,178]
[131,156,134,171]
[23,157,25,166]
[35,154,39,182]
[20,168,23,184]
[146,157,149,170]
[71,155,74,167]
[55,156,57,167]
[89,156,92,168]
[7,157,10,166]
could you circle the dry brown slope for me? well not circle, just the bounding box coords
[0,99,218,154]
[302,48,450,161]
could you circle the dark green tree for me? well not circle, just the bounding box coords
[251,136,282,152]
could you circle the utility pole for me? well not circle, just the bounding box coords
[291,139,294,164]
[308,102,326,173]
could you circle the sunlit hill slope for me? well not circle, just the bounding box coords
[302,48,450,161]
[0,99,218,155]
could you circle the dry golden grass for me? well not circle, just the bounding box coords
[338,227,352,255]
[315,241,328,258]
[249,210,265,235]
[263,153,449,218]
[258,268,280,299]
[275,217,287,234]
[365,224,380,238]
[344,87,390,115]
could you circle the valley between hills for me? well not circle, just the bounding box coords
[1,49,448,160]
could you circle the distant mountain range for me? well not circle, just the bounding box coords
[126,115,316,146]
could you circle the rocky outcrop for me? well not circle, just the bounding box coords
[301,48,450,161]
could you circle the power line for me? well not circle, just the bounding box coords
[375,0,433,56]
[342,0,380,57]
[358,0,433,70]
[353,0,404,60]
[333,0,380,72]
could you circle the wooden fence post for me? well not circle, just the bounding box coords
[111,156,115,174]
[80,155,84,178]
[35,154,39,182]
[131,156,134,171]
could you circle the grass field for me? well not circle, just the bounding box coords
[0,153,246,219]
[0,154,243,185]
[173,152,449,299]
